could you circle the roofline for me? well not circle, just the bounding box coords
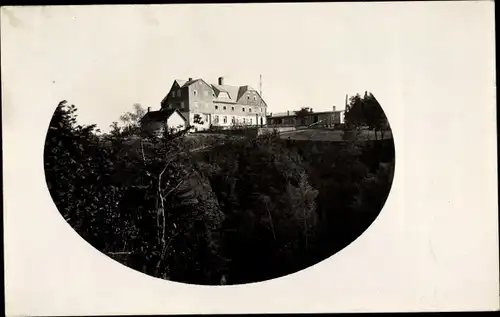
[140,108,187,123]
[266,110,344,118]
[213,100,237,104]
[163,78,269,105]
[184,78,213,90]
[173,108,187,121]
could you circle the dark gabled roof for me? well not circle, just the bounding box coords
[237,85,257,100]
[140,108,187,123]
[174,79,187,87]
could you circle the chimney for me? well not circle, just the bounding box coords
[147,107,151,112]
[287,110,290,116]
[218,76,224,85]
[188,77,193,81]
[332,106,336,111]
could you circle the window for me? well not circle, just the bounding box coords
[215,105,218,110]
[193,90,197,96]
[214,115,219,124]
[231,116,235,123]
[242,107,245,112]
[249,118,252,125]
[177,90,181,97]
[231,106,234,111]
[223,116,227,124]
[249,108,252,113]
[171,91,176,98]
[204,114,209,122]
[260,107,263,112]
[242,118,246,124]
[180,101,185,109]
[247,96,250,100]
[254,96,257,100]
[223,106,226,110]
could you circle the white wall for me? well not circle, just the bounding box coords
[213,114,265,127]
[166,111,187,132]
[186,112,266,130]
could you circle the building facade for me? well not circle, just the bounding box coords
[266,108,345,128]
[160,76,268,130]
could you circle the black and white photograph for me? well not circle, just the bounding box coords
[44,85,394,285]
[2,2,498,315]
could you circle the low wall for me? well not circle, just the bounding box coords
[196,127,260,138]
[258,126,297,135]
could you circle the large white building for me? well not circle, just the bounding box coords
[159,76,268,131]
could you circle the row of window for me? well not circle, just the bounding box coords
[214,104,263,113]
[172,89,259,102]
[171,101,265,113]
[213,115,255,125]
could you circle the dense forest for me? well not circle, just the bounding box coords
[44,92,395,285]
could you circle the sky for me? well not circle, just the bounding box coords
[1,3,489,132]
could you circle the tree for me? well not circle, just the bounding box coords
[363,93,389,140]
[45,98,394,286]
[119,103,146,136]
[109,121,121,137]
[344,94,366,130]
[44,101,113,249]
[294,107,313,126]
[45,101,227,284]
[200,135,321,284]
[343,92,389,140]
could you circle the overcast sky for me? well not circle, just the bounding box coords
[2,3,489,132]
